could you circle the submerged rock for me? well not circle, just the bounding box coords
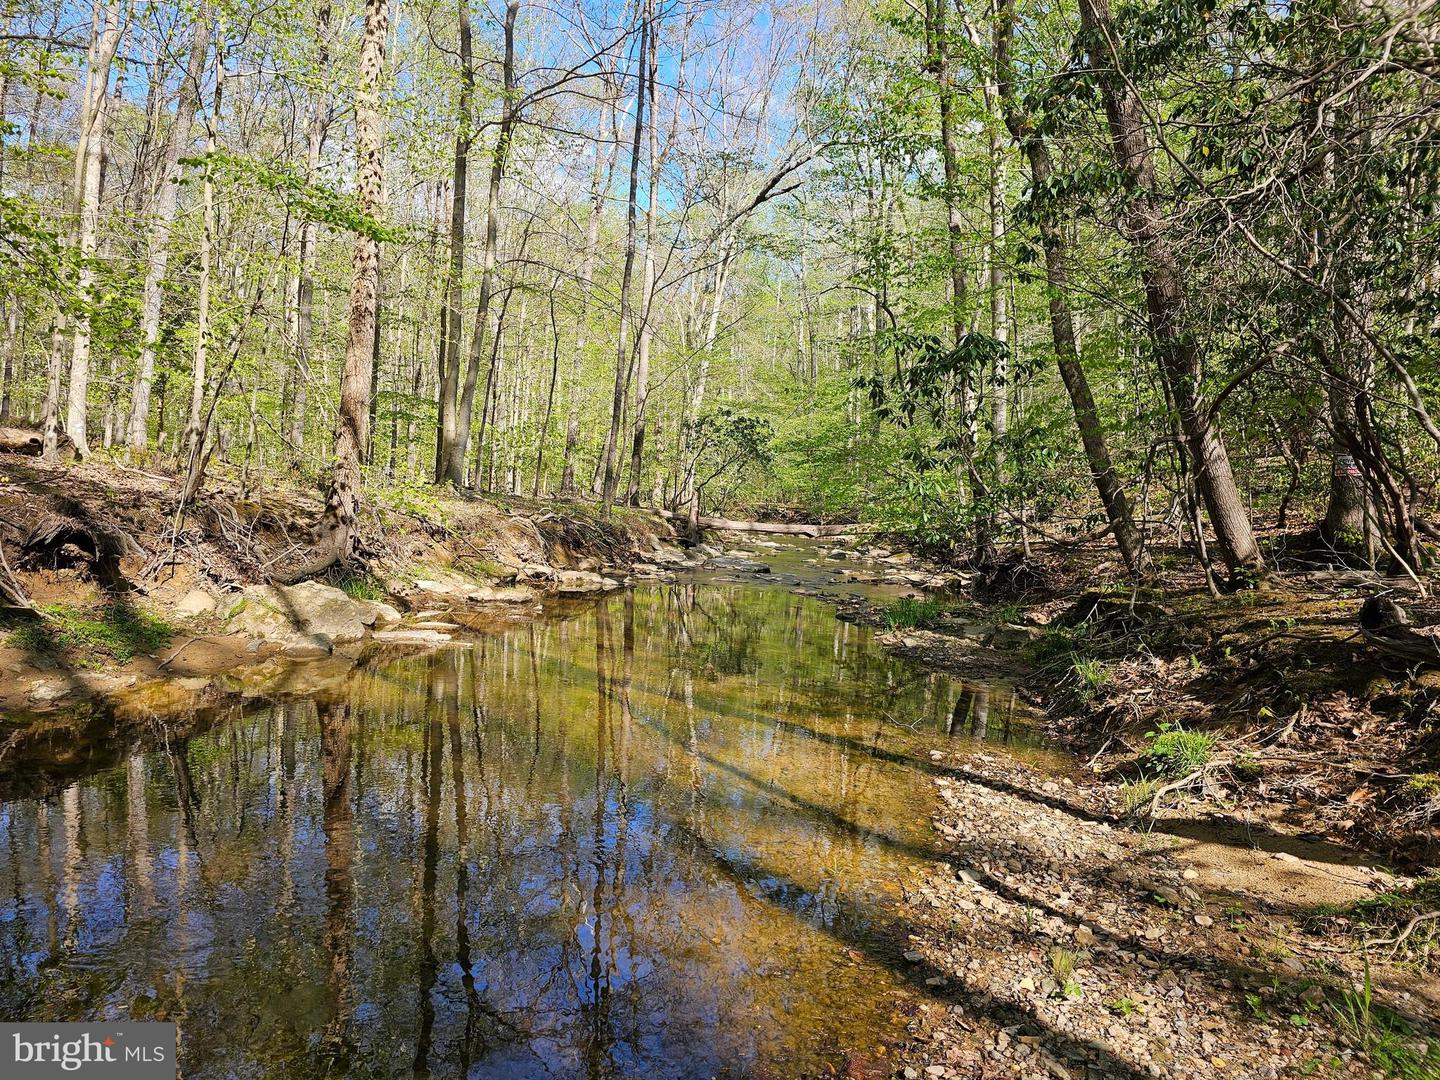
[555,570,621,594]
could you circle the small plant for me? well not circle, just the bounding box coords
[333,571,385,601]
[1223,902,1247,929]
[1310,874,1440,961]
[1329,964,1440,1078]
[882,596,945,630]
[1233,753,1264,781]
[1071,654,1109,702]
[1404,773,1440,800]
[1143,721,1215,777]
[1048,946,1084,999]
[1108,997,1138,1017]
[1121,777,1160,814]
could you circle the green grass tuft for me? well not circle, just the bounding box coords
[882,596,946,630]
[1143,723,1215,777]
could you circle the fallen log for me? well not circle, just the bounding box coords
[655,509,862,538]
[0,425,74,459]
[1359,595,1440,666]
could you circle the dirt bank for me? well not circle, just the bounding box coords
[0,457,697,715]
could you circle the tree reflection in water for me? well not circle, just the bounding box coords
[0,583,1050,1078]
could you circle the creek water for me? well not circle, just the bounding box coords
[0,550,1049,1078]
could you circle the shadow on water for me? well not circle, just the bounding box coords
[0,579,1065,1079]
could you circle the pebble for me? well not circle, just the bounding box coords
[893,751,1380,1080]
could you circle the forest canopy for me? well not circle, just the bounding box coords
[1,0,1437,581]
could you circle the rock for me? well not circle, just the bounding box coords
[1194,915,1213,927]
[372,629,454,646]
[27,678,72,703]
[356,599,403,627]
[281,635,333,659]
[412,571,538,604]
[175,588,217,617]
[555,570,621,594]
[468,585,538,603]
[231,581,369,645]
[903,950,925,962]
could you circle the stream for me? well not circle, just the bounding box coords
[0,543,1056,1078]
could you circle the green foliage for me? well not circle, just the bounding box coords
[881,596,946,629]
[182,150,398,241]
[1329,966,1440,1079]
[1143,722,1215,777]
[1070,655,1109,702]
[1120,777,1159,814]
[1047,946,1084,999]
[331,571,385,601]
[6,603,175,667]
[1310,875,1440,961]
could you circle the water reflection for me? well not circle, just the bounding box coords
[0,584,1046,1078]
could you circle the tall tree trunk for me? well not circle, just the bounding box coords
[680,231,734,531]
[448,0,517,487]
[927,0,976,521]
[1076,0,1263,579]
[534,277,562,495]
[561,89,619,495]
[433,0,472,482]
[42,317,65,457]
[626,0,661,506]
[289,0,334,463]
[128,15,208,452]
[307,0,388,572]
[0,301,17,421]
[600,12,648,511]
[994,0,1146,574]
[974,95,1008,567]
[183,76,221,462]
[65,0,123,458]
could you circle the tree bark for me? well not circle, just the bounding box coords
[433,0,472,483]
[600,11,648,511]
[308,0,388,571]
[626,0,662,507]
[65,0,122,458]
[284,0,334,464]
[1076,0,1262,579]
[994,0,1146,574]
[128,14,208,452]
[561,88,620,495]
[448,0,517,488]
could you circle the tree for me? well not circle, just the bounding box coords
[127,12,208,453]
[296,0,388,575]
[1074,0,1263,580]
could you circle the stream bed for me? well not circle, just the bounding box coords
[0,557,1054,1078]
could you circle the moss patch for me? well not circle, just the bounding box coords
[4,602,175,667]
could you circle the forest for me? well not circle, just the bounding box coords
[0,0,1433,580]
[1,0,1439,1076]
